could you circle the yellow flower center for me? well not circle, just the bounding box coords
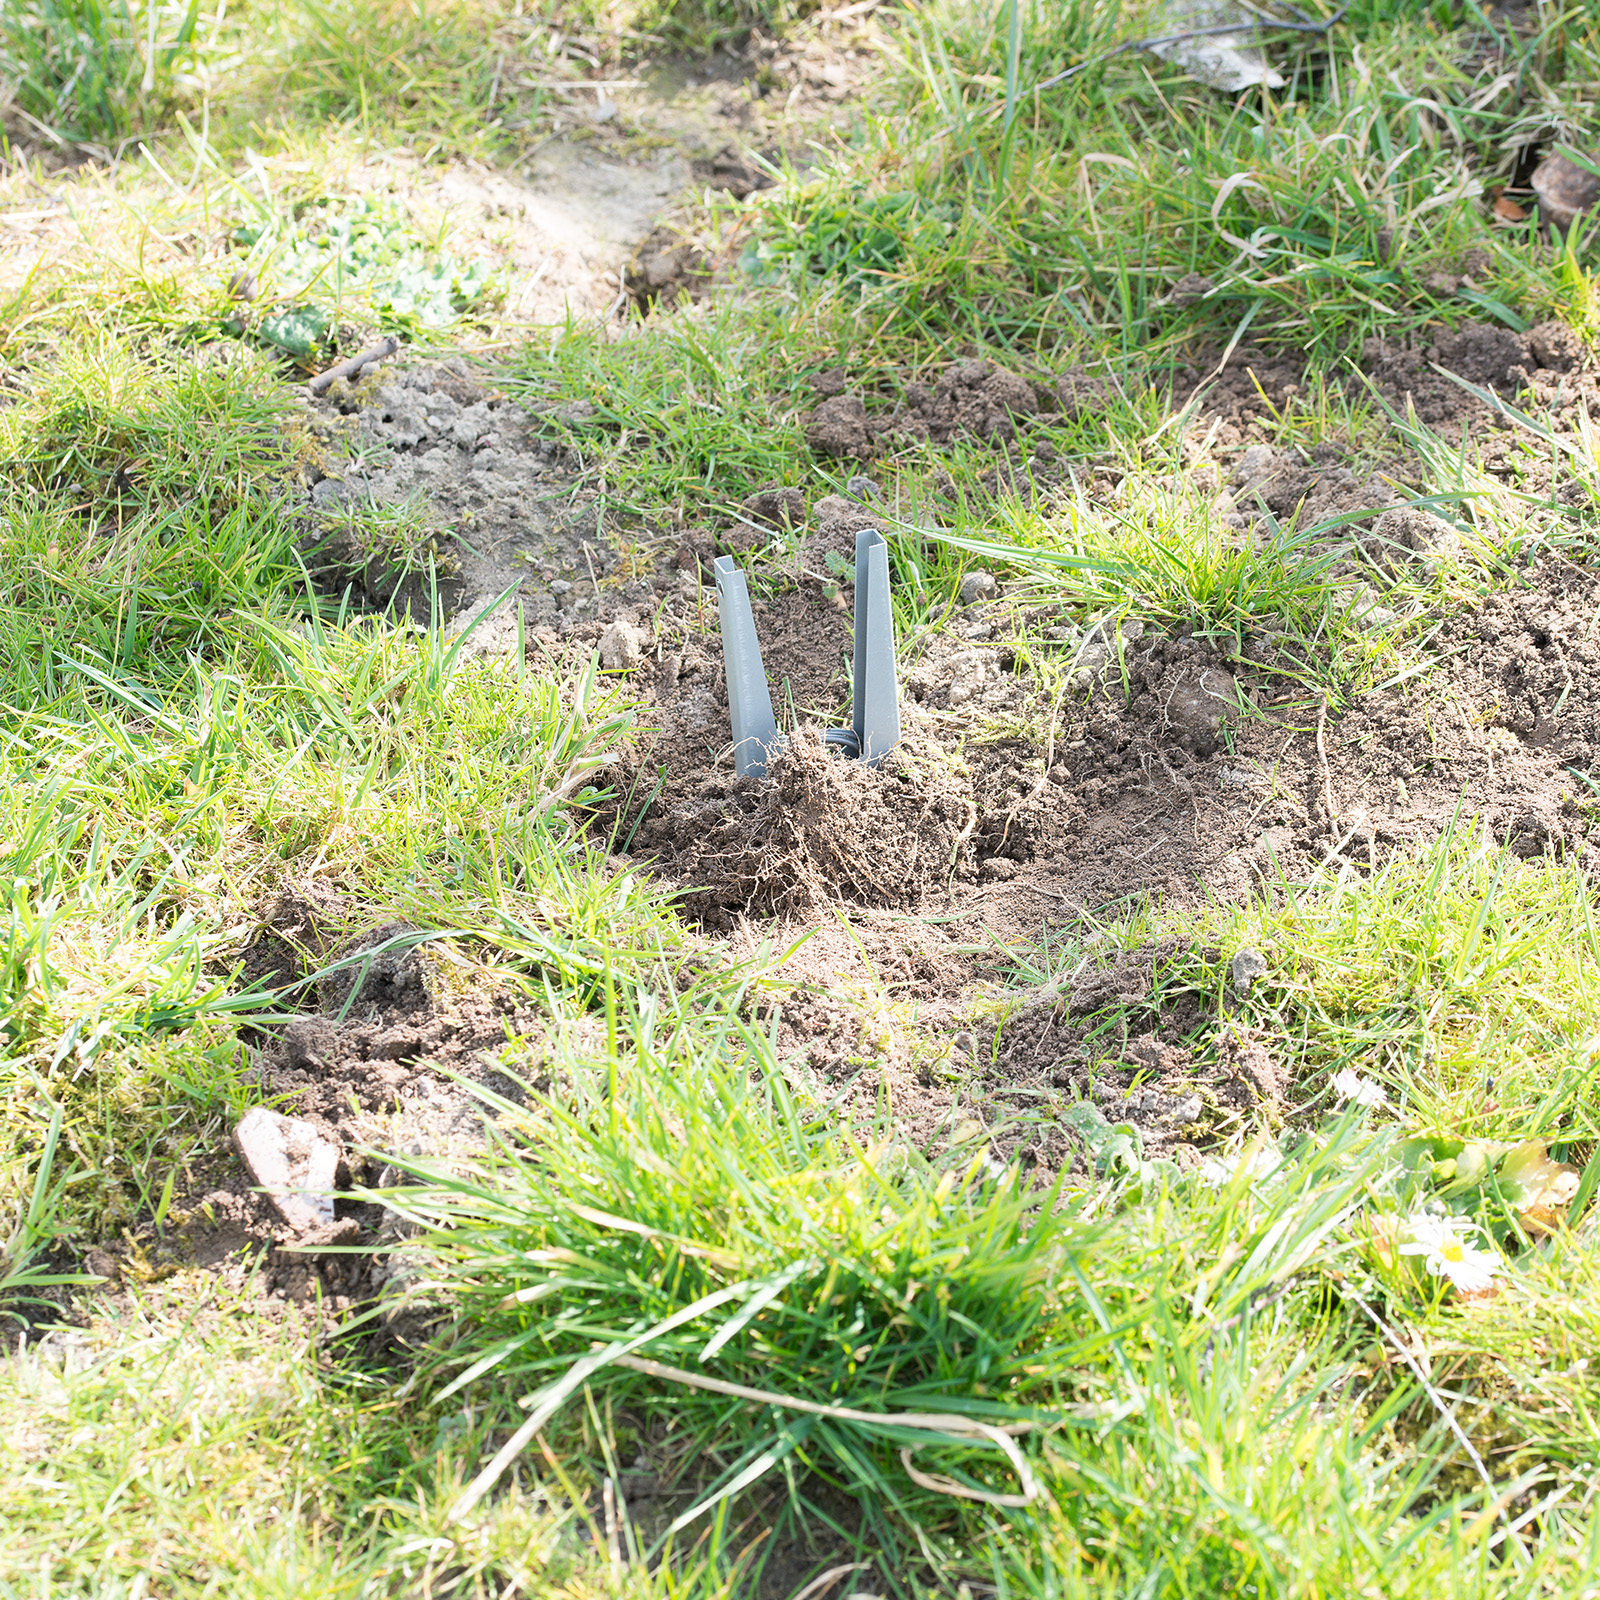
[1441,1240,1466,1264]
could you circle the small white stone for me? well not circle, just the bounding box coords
[233,1106,339,1233]
[598,616,644,670]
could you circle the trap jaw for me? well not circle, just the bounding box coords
[714,528,901,779]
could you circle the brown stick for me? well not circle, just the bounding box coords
[307,335,401,396]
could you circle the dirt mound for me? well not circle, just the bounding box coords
[1167,319,1589,446]
[803,392,880,459]
[604,533,1600,956]
[1361,318,1591,436]
[245,906,540,1135]
[893,359,1044,443]
[82,890,540,1323]
[287,339,1600,1194]
[795,322,1600,488]
[605,571,1075,934]
[1024,575,1598,914]
[798,346,1306,464]
[629,724,971,927]
[802,357,1053,459]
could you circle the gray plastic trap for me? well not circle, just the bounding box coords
[713,556,781,778]
[713,530,899,779]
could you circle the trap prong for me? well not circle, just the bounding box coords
[713,538,899,778]
[714,556,782,778]
[851,528,900,768]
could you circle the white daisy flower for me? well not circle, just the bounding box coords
[1398,1214,1501,1293]
[1198,1146,1281,1188]
[1331,1067,1388,1108]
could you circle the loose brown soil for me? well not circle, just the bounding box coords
[66,882,548,1333]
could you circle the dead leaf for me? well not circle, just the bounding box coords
[1494,195,1527,222]
[1499,1140,1580,1236]
[1452,1142,1501,1189]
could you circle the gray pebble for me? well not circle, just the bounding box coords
[1230,948,1268,993]
[959,570,998,605]
[1166,1094,1204,1127]
[1071,641,1112,686]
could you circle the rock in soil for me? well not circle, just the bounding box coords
[233,1107,340,1233]
[1531,152,1600,233]
[1372,504,1463,563]
[959,570,998,605]
[599,615,645,670]
[1229,948,1268,994]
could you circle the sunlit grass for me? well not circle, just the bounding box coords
[4,0,1600,1593]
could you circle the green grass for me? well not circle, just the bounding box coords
[0,0,203,149]
[7,0,1600,1593]
[0,1268,722,1595]
[377,1016,1600,1595]
[0,0,821,155]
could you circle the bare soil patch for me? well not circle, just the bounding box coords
[591,545,1600,1179]
[68,883,547,1331]
[799,320,1600,508]
[965,940,1291,1178]
[301,359,667,647]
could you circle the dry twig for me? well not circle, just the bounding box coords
[611,1352,1040,1508]
[308,336,401,396]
